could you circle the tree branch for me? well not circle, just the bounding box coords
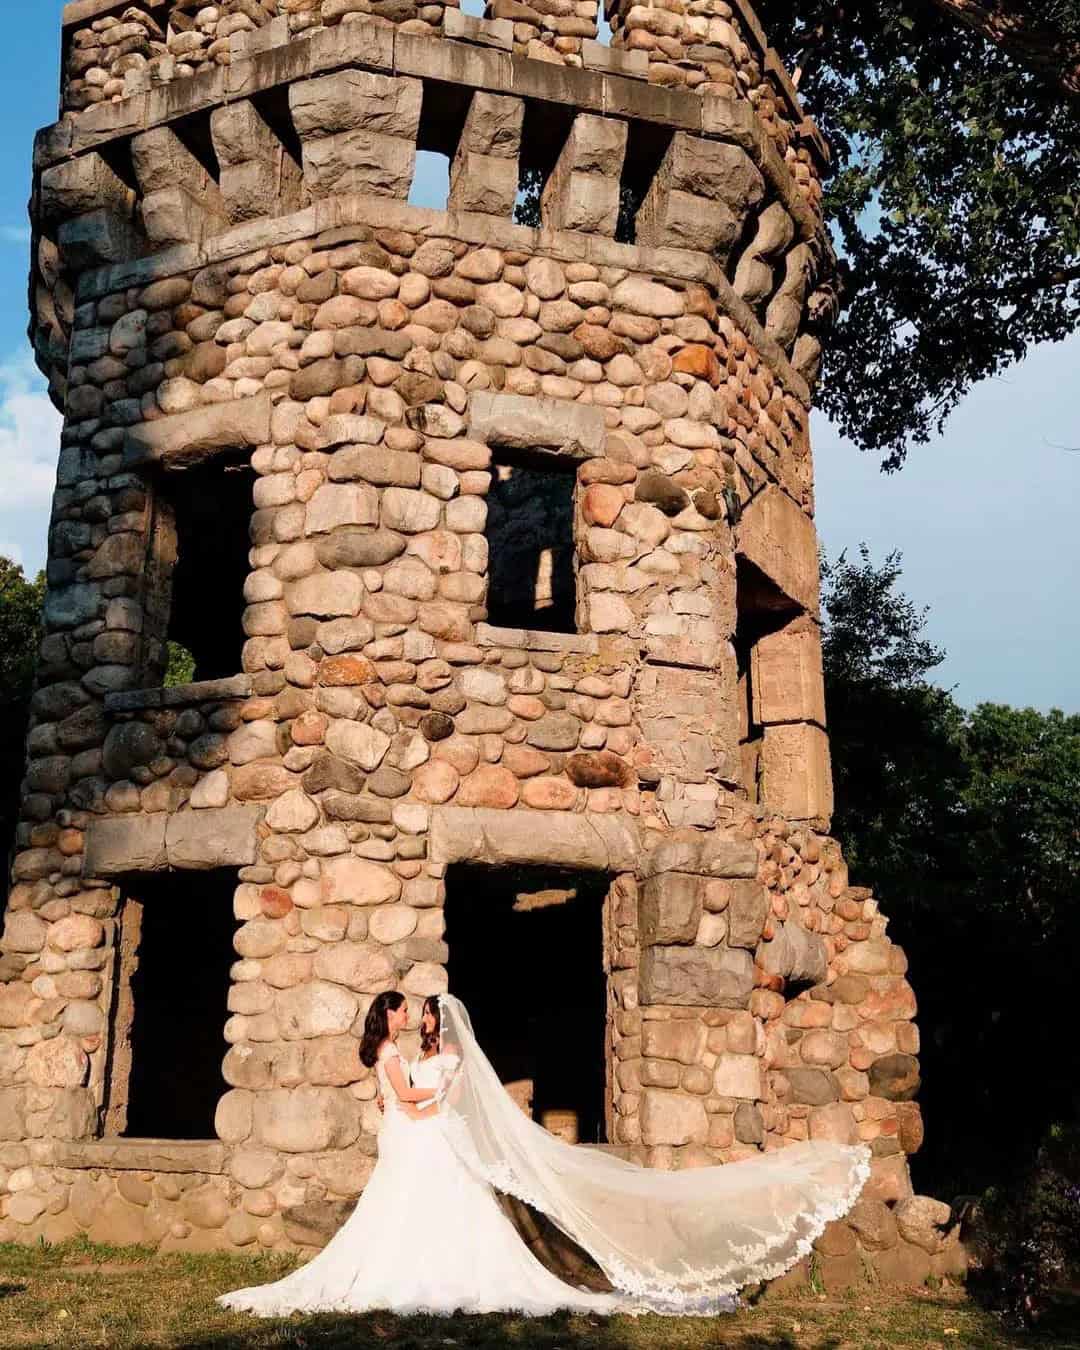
[926,0,1080,100]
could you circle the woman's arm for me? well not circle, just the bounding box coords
[402,1101,440,1121]
[382,1055,436,1104]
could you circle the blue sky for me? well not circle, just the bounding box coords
[1,4,1076,713]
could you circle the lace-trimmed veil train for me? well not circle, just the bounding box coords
[219,992,870,1317]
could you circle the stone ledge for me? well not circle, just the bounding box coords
[104,675,252,714]
[83,804,264,877]
[123,392,272,469]
[468,390,607,458]
[475,623,599,654]
[49,1137,226,1174]
[429,806,639,873]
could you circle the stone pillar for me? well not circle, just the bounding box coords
[447,92,524,218]
[636,134,764,263]
[541,114,628,237]
[131,126,229,248]
[210,100,304,226]
[288,71,422,201]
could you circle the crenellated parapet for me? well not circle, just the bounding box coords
[33,8,836,411]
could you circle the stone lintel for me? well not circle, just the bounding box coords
[640,832,758,880]
[468,391,607,458]
[104,675,252,714]
[123,392,272,469]
[49,1136,226,1174]
[429,807,639,873]
[84,804,264,877]
[475,624,599,655]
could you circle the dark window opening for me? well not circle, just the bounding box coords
[617,121,674,245]
[734,555,801,799]
[446,864,609,1145]
[485,453,577,633]
[147,457,253,684]
[108,869,237,1140]
[409,80,471,210]
[251,86,305,180]
[167,109,222,184]
[515,101,576,227]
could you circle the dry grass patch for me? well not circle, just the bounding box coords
[0,1239,1075,1349]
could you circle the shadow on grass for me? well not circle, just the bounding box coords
[173,1315,840,1350]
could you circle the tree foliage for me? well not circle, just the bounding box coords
[0,559,44,869]
[822,546,1080,1195]
[753,1,1080,467]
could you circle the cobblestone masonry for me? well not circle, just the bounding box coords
[2,0,963,1291]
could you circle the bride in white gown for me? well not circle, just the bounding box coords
[219,990,871,1318]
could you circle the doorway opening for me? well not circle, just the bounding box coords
[445,863,609,1144]
[106,868,237,1139]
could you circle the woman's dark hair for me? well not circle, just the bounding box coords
[359,990,406,1069]
[420,995,441,1057]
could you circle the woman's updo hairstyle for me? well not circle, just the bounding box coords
[359,990,406,1068]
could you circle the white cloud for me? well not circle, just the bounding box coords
[0,350,62,573]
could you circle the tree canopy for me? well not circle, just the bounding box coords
[821,545,1080,1194]
[758,0,1080,467]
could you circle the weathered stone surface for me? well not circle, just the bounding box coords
[165,806,263,869]
[640,1088,708,1146]
[868,1054,921,1102]
[640,872,702,946]
[125,394,271,469]
[639,946,754,1008]
[252,1086,360,1152]
[429,807,637,872]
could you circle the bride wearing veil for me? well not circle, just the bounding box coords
[219,991,870,1318]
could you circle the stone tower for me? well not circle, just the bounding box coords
[0,0,953,1285]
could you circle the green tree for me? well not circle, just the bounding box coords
[0,559,45,869]
[757,0,1080,467]
[821,547,1080,1195]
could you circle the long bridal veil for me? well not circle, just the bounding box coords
[437,994,870,1307]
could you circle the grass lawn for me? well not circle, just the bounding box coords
[0,1238,1074,1350]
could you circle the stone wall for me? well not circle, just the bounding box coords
[0,0,965,1287]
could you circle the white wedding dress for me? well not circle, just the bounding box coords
[220,995,870,1318]
[218,1045,620,1316]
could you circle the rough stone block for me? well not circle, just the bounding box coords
[289,71,423,139]
[124,393,272,469]
[57,210,142,268]
[541,114,627,237]
[165,805,264,870]
[141,186,229,248]
[636,135,764,260]
[448,151,519,217]
[636,663,739,783]
[39,153,134,228]
[641,833,758,880]
[736,484,820,615]
[428,806,637,873]
[752,619,827,727]
[727,879,769,949]
[299,129,417,200]
[639,945,754,1008]
[760,722,833,821]
[639,1088,708,1146]
[211,100,304,223]
[468,391,605,457]
[83,814,168,876]
[640,872,702,946]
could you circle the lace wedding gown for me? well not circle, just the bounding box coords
[218,1046,620,1316]
[220,996,870,1318]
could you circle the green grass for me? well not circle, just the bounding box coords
[0,1238,1075,1349]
